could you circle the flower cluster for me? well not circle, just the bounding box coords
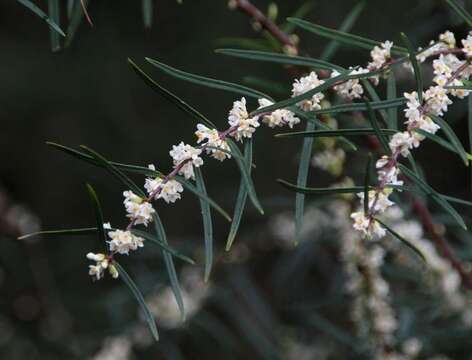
[292,71,325,111]
[87,252,118,281]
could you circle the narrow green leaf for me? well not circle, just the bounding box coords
[85,184,107,243]
[67,0,74,19]
[430,114,469,165]
[375,218,426,263]
[445,0,472,27]
[281,1,314,33]
[128,59,216,128]
[400,33,423,103]
[441,194,472,207]
[195,167,213,282]
[310,97,407,116]
[152,213,185,321]
[226,139,253,251]
[362,79,389,125]
[275,128,396,139]
[227,140,264,215]
[287,17,407,55]
[363,154,372,215]
[65,0,89,48]
[294,120,315,243]
[469,94,472,191]
[215,37,274,52]
[81,146,146,198]
[277,179,364,195]
[142,0,153,28]
[215,49,344,71]
[17,0,65,37]
[399,164,467,229]
[18,227,97,240]
[414,128,472,160]
[387,72,398,129]
[145,58,269,99]
[320,1,366,61]
[114,262,159,342]
[48,0,61,52]
[365,100,391,154]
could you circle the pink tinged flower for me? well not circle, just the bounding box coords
[291,71,325,111]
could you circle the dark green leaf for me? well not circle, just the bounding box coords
[400,33,423,103]
[310,97,407,115]
[277,179,364,195]
[441,194,472,207]
[18,227,97,240]
[363,154,372,214]
[65,0,89,48]
[365,100,390,154]
[48,0,61,52]
[142,0,153,28]
[282,1,314,33]
[275,128,396,139]
[430,114,469,165]
[17,0,65,37]
[387,72,398,129]
[414,128,472,160]
[362,79,388,125]
[445,0,472,27]
[85,184,107,244]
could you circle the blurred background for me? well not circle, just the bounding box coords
[1,0,472,359]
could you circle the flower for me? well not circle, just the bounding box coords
[257,98,300,128]
[145,177,184,203]
[350,211,386,239]
[368,41,393,69]
[331,68,366,99]
[195,123,231,161]
[357,189,394,213]
[439,30,456,48]
[311,148,346,177]
[228,97,260,141]
[291,71,325,111]
[461,32,472,57]
[388,131,414,157]
[123,191,155,226]
[169,142,203,179]
[376,156,403,186]
[86,252,118,280]
[107,229,144,255]
[424,85,452,116]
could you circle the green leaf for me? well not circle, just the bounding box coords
[152,213,186,321]
[287,17,407,55]
[142,0,153,28]
[294,120,315,244]
[128,59,216,128]
[18,227,97,240]
[362,79,389,125]
[414,128,472,160]
[215,37,274,52]
[365,100,391,154]
[469,94,472,191]
[275,128,396,139]
[64,0,89,48]
[114,262,159,342]
[310,97,407,116]
[320,1,366,61]
[387,71,398,129]
[17,0,65,37]
[215,49,344,71]
[399,164,467,229]
[48,0,61,52]
[430,114,469,165]
[445,0,472,27]
[145,58,269,99]
[80,146,146,198]
[227,140,264,215]
[195,167,214,282]
[375,218,427,263]
[226,139,253,251]
[363,154,372,214]
[85,184,107,244]
[281,1,314,33]
[400,33,423,103]
[441,194,472,207]
[277,179,364,195]
[130,229,195,265]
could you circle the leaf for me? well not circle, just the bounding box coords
[227,140,264,215]
[287,17,408,55]
[142,0,153,28]
[320,1,366,61]
[414,128,472,160]
[195,167,214,282]
[277,179,364,195]
[17,0,65,37]
[48,0,61,52]
[276,128,396,139]
[215,37,274,52]
[363,154,372,214]
[445,0,472,27]
[469,94,472,191]
[85,184,107,243]
[18,227,97,240]
[130,229,195,265]
[80,146,146,198]
[365,100,391,154]
[215,49,344,71]
[399,164,467,229]
[362,79,389,125]
[400,32,423,103]
[65,0,89,48]
[310,97,407,116]
[152,213,186,321]
[114,261,159,342]
[375,218,427,263]
[226,139,253,251]
[145,58,269,99]
[387,71,398,129]
[294,120,315,244]
[128,59,216,128]
[281,1,314,33]
[430,114,469,165]
[441,194,472,207]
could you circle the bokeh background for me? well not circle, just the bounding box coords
[1,0,472,359]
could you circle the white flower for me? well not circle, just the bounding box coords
[389,131,414,157]
[357,189,394,213]
[311,148,346,176]
[368,41,393,69]
[461,33,472,57]
[228,97,260,141]
[291,71,325,111]
[351,211,386,239]
[331,68,367,99]
[145,177,183,203]
[103,222,112,230]
[107,229,144,255]
[424,85,452,116]
[448,79,471,99]
[439,30,456,48]
[195,123,231,161]
[257,98,300,128]
[123,191,155,226]
[169,142,203,179]
[86,252,115,280]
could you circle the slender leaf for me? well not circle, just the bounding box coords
[387,71,398,129]
[195,167,214,282]
[226,139,252,251]
[445,0,472,27]
[145,58,269,99]
[282,1,314,33]
[415,128,472,160]
[67,0,74,18]
[365,100,390,154]
[227,140,264,215]
[375,218,426,263]
[142,0,153,28]
[287,17,407,55]
[114,262,159,342]
[275,128,396,139]
[469,94,472,191]
[18,227,97,240]
[362,79,389,125]
[48,0,61,52]
[401,33,423,103]
[363,154,372,214]
[430,114,469,165]
[441,194,472,207]
[17,0,65,37]
[128,59,215,128]
[65,0,89,48]
[85,184,107,243]
[310,97,407,116]
[278,179,364,195]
